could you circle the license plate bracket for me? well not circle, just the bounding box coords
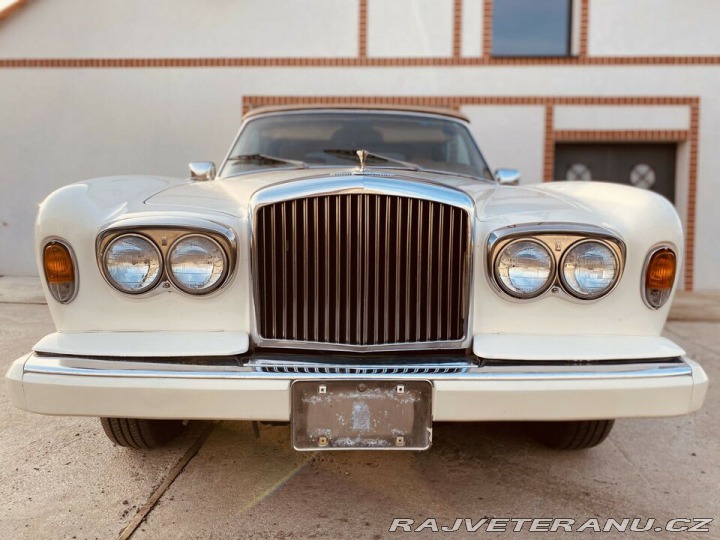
[291,380,432,451]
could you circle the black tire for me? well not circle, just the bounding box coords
[100,417,186,449]
[532,420,615,450]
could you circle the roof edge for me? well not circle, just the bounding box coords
[243,103,469,122]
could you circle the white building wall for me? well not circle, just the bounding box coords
[367,0,454,57]
[692,96,720,291]
[554,106,690,131]
[589,0,720,56]
[0,0,360,58]
[461,0,483,57]
[463,106,546,183]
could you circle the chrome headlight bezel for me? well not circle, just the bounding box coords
[96,218,236,297]
[493,239,555,299]
[487,223,626,303]
[167,233,229,295]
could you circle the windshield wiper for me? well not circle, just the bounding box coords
[227,151,490,182]
[322,149,420,171]
[322,148,491,182]
[227,153,307,168]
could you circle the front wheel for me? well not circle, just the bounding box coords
[100,418,186,449]
[532,420,615,450]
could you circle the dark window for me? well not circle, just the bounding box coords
[492,0,572,57]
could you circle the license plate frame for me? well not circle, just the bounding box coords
[291,380,432,451]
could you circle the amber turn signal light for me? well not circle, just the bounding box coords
[43,241,77,303]
[644,247,676,309]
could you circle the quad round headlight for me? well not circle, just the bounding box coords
[561,240,619,299]
[104,234,162,293]
[168,234,227,294]
[495,240,554,298]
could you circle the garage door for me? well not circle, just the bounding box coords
[554,143,676,203]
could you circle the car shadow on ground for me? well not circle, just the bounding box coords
[175,419,541,458]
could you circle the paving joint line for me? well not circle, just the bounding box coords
[116,421,218,540]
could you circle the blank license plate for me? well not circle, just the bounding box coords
[291,380,432,451]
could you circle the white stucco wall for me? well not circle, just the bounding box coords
[463,105,546,183]
[461,0,483,57]
[589,0,720,56]
[554,106,691,131]
[368,0,453,57]
[0,0,360,58]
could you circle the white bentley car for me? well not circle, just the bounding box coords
[6,105,708,451]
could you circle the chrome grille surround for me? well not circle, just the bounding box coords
[249,175,475,352]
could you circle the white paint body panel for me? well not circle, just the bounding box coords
[34,331,250,357]
[473,335,685,361]
[433,359,708,421]
[6,354,709,421]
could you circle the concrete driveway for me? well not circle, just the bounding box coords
[0,302,717,539]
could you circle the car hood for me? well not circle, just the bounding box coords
[142,166,615,226]
[143,167,487,216]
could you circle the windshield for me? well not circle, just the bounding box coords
[221,112,492,179]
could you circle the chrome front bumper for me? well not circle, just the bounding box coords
[5,353,708,422]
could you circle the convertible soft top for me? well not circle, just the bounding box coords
[243,103,470,122]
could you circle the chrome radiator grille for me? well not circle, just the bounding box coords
[253,194,471,346]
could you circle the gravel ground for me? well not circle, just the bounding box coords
[0,303,717,539]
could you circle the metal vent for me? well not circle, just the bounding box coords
[253,193,471,346]
[248,359,472,375]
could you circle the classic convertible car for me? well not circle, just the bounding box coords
[6,105,708,451]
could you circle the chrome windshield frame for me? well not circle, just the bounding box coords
[217,109,494,182]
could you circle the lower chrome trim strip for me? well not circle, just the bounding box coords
[23,354,692,381]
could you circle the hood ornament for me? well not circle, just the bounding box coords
[356,149,369,172]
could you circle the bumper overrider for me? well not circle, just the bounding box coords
[6,351,708,422]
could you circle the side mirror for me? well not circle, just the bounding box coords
[495,168,521,186]
[189,161,216,181]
